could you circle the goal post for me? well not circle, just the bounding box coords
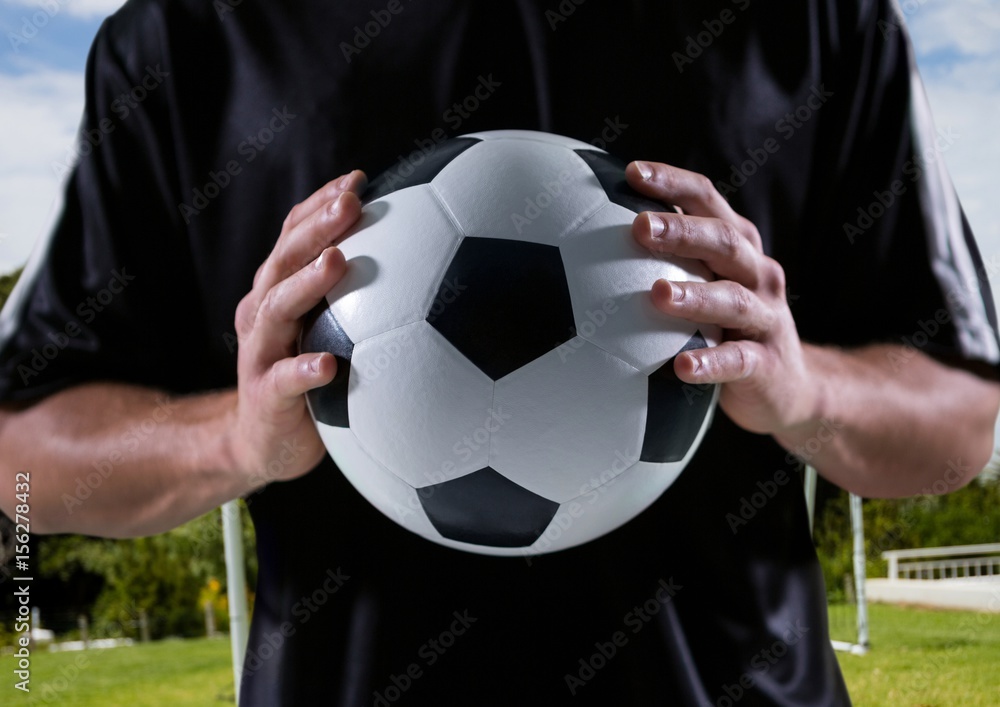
[804,465,869,655]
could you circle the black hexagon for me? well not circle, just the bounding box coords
[418,467,559,547]
[299,303,354,427]
[574,149,670,215]
[428,237,574,380]
[640,331,715,463]
[363,137,481,204]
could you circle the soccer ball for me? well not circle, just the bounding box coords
[301,130,719,556]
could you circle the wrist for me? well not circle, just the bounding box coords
[772,343,838,452]
[207,389,264,498]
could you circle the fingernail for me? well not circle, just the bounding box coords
[636,161,653,180]
[315,249,326,270]
[666,281,684,301]
[689,353,702,374]
[309,355,321,373]
[648,214,665,239]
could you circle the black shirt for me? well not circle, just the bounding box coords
[2,1,998,705]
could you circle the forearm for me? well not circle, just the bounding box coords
[0,382,253,537]
[774,343,1000,498]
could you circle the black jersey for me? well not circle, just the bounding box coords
[1,1,998,705]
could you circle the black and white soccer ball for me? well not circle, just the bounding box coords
[301,130,719,556]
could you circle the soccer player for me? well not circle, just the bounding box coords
[2,1,998,704]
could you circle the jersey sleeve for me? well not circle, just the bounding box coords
[0,6,208,402]
[793,0,1000,371]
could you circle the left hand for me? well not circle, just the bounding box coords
[626,160,821,436]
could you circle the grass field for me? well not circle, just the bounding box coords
[1,604,997,704]
[0,636,233,705]
[833,604,1000,706]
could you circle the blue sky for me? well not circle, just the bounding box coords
[1,0,999,287]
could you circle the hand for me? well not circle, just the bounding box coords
[226,170,367,487]
[626,161,821,436]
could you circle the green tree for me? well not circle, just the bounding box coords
[814,472,1000,601]
[0,267,22,311]
[39,503,258,640]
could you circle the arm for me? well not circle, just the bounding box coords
[0,171,366,537]
[0,385,241,537]
[627,161,1000,498]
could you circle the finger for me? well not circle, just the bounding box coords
[265,352,337,412]
[252,190,362,309]
[283,170,367,232]
[674,339,765,385]
[250,246,347,367]
[626,161,762,250]
[651,279,774,335]
[635,211,762,287]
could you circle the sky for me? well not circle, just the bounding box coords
[0,2,999,333]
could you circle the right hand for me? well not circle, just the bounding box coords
[226,170,367,489]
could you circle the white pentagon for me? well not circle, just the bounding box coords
[349,321,494,489]
[431,138,609,247]
[561,202,721,374]
[315,423,442,541]
[459,129,602,152]
[326,185,462,344]
[490,339,646,503]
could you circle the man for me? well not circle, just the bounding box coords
[1,1,998,704]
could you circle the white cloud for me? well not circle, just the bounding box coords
[0,66,82,273]
[2,0,126,20]
[907,5,1000,269]
[905,0,1000,58]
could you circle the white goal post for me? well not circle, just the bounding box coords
[804,466,869,655]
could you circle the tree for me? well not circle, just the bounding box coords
[39,503,258,639]
[814,473,1000,600]
[0,267,22,311]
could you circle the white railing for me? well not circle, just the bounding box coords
[883,543,1000,581]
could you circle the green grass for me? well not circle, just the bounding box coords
[0,636,233,705]
[834,604,1000,706]
[2,605,998,705]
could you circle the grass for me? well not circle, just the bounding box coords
[0,636,233,705]
[1,605,998,705]
[833,604,1000,706]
